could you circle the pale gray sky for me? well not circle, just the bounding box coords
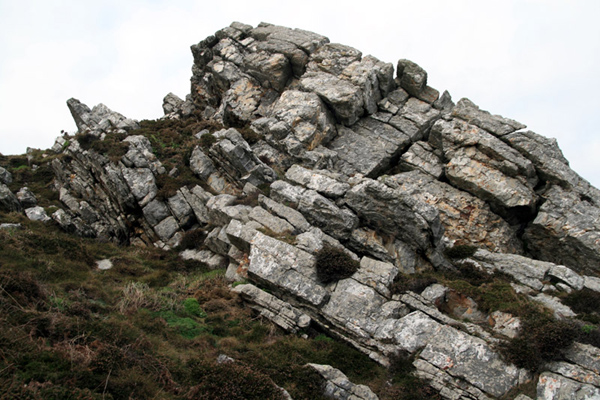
[1,0,599,187]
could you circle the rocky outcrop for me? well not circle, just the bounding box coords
[67,98,139,136]
[28,21,600,399]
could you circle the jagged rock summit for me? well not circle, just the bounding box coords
[6,22,600,399]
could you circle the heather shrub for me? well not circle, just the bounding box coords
[390,274,438,295]
[199,133,217,149]
[185,360,287,400]
[444,244,477,259]
[178,229,207,250]
[498,312,578,371]
[315,245,359,284]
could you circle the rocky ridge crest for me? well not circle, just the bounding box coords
[4,22,600,400]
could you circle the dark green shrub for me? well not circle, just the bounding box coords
[177,229,207,250]
[563,288,600,315]
[185,359,287,400]
[444,244,478,259]
[238,126,261,145]
[390,274,438,295]
[199,133,217,149]
[498,312,578,371]
[314,245,359,284]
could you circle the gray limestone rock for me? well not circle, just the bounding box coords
[451,98,526,137]
[285,165,349,198]
[121,167,157,207]
[247,231,327,307]
[249,206,295,235]
[153,216,180,242]
[210,128,276,186]
[233,283,311,333]
[297,189,358,240]
[545,361,600,387]
[220,77,263,125]
[307,43,362,76]
[25,206,51,222]
[300,72,364,126]
[269,90,337,151]
[0,166,12,185]
[16,187,37,209]
[244,51,291,92]
[225,218,260,253]
[584,276,600,292]
[122,135,165,175]
[168,191,195,229]
[307,363,379,400]
[392,97,440,139]
[373,311,442,352]
[251,23,330,54]
[564,342,600,375]
[0,184,21,213]
[524,184,600,273]
[488,311,521,339]
[344,177,442,255]
[431,117,537,213]
[162,92,184,115]
[382,171,523,254]
[329,117,412,177]
[469,249,554,291]
[321,278,392,339]
[419,324,525,398]
[397,141,444,179]
[530,293,576,319]
[536,372,600,400]
[142,200,170,227]
[258,195,311,232]
[269,180,307,207]
[180,249,227,270]
[352,257,398,297]
[67,98,139,135]
[347,228,395,265]
[396,59,428,97]
[179,186,212,225]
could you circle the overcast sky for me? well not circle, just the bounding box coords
[1,0,599,187]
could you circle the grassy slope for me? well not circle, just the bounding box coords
[0,212,441,400]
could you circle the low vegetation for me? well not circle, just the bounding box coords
[314,245,360,284]
[0,212,439,399]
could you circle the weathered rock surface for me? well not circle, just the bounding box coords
[524,184,600,274]
[28,21,600,399]
[0,184,22,213]
[67,98,139,135]
[0,166,12,185]
[307,363,379,400]
[382,171,523,253]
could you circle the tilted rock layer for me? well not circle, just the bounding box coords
[8,22,597,399]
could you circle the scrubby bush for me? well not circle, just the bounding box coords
[562,288,600,315]
[390,274,438,295]
[444,244,478,259]
[314,245,359,284]
[177,229,207,250]
[199,133,217,149]
[185,359,287,400]
[498,312,578,371]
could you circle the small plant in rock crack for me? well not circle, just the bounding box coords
[314,245,359,284]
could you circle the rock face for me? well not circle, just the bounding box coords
[22,21,600,399]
